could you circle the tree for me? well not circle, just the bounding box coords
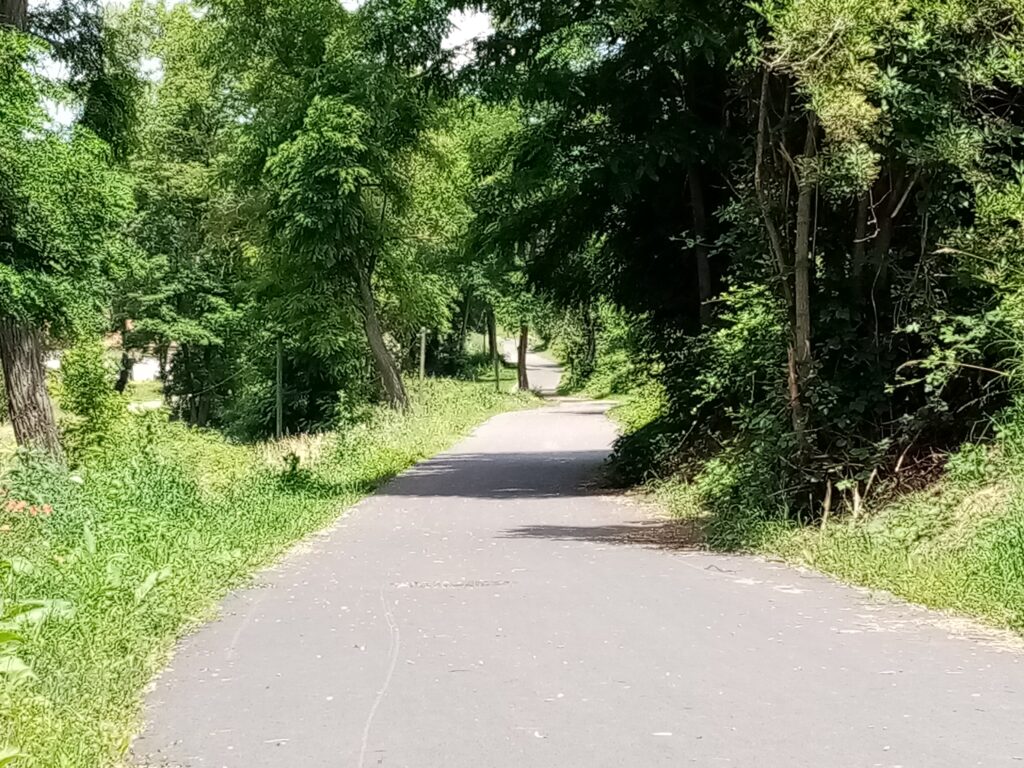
[120,2,251,427]
[1,9,134,458]
[460,0,1024,514]
[1,1,139,457]
[208,0,455,411]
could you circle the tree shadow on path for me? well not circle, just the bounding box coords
[499,517,706,551]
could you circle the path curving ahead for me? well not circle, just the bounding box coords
[134,356,1024,768]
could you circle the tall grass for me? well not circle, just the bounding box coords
[0,378,532,767]
[765,445,1024,631]
[646,426,1024,633]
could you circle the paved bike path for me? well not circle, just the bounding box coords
[134,357,1024,767]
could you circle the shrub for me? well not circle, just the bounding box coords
[55,340,126,458]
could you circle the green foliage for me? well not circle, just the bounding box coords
[0,377,533,766]
[0,29,133,338]
[118,3,254,430]
[471,0,1024,524]
[644,393,1024,631]
[54,341,126,458]
[553,302,629,396]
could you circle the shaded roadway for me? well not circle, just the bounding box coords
[134,355,1024,768]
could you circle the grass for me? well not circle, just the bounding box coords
[591,363,1024,634]
[0,377,534,767]
[645,455,1024,633]
[768,482,1024,630]
[124,380,163,406]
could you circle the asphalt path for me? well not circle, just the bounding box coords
[134,353,1024,767]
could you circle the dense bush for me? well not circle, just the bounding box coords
[54,341,127,458]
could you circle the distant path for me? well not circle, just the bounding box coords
[134,356,1024,767]
[500,339,562,394]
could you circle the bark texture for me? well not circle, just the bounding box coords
[486,310,498,361]
[852,192,869,280]
[517,323,530,391]
[0,0,27,29]
[754,70,793,307]
[688,167,713,327]
[791,118,818,445]
[0,1,63,458]
[0,317,63,460]
[358,266,408,410]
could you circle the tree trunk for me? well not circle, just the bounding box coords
[688,167,713,327]
[196,393,211,427]
[870,173,901,344]
[357,265,408,410]
[754,69,793,307]
[583,304,598,379]
[0,0,27,29]
[114,352,133,394]
[0,0,59,458]
[486,309,498,362]
[458,291,472,353]
[852,192,869,280]
[0,316,63,460]
[517,322,530,391]
[791,117,817,446]
[114,320,132,394]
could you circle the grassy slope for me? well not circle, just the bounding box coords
[0,378,533,767]
[649,474,1024,631]
[596,391,1024,633]
[643,446,1024,633]
[765,481,1024,631]
[124,380,163,405]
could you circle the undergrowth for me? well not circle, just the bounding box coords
[0,378,532,767]
[633,414,1024,633]
[566,286,1024,635]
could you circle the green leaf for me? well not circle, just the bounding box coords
[6,557,33,576]
[134,566,172,605]
[0,655,35,682]
[82,522,97,556]
[6,600,76,628]
[0,745,26,766]
[0,629,24,646]
[105,559,124,590]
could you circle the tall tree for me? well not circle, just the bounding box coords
[463,0,1024,512]
[1,1,57,456]
[1,6,134,458]
[121,2,250,427]
[1,1,138,457]
[210,0,454,410]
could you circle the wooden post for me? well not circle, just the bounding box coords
[419,327,427,380]
[275,337,283,440]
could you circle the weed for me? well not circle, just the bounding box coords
[644,432,1024,632]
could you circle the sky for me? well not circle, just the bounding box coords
[444,9,493,53]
